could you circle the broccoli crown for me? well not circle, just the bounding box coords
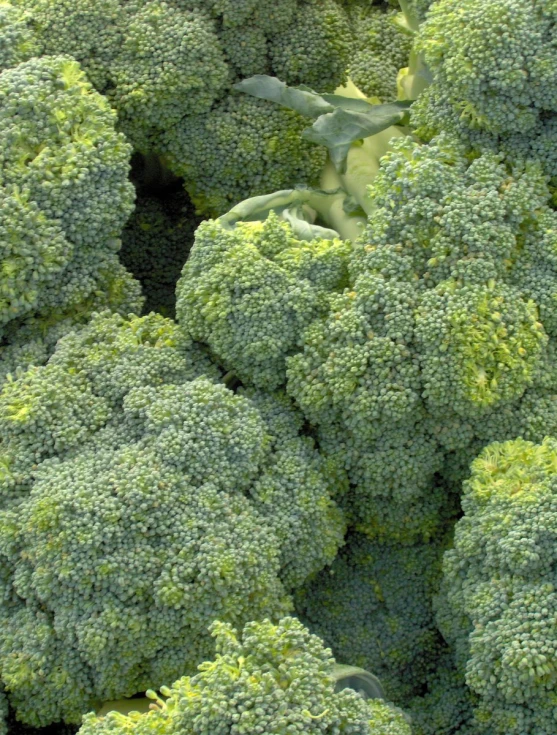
[0,55,141,339]
[160,96,327,216]
[79,617,412,735]
[176,213,350,389]
[10,0,123,87]
[437,437,557,734]
[180,133,557,544]
[412,0,557,186]
[107,2,230,153]
[407,652,476,735]
[0,1,38,71]
[278,135,557,541]
[120,191,201,318]
[295,533,445,705]
[0,311,345,726]
[267,0,353,91]
[415,0,557,137]
[346,4,413,102]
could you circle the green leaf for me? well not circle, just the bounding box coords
[233,75,334,118]
[302,103,412,172]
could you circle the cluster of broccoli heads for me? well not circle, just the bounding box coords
[2,0,557,734]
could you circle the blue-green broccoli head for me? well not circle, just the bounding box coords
[295,533,445,705]
[79,617,412,735]
[0,312,345,727]
[176,213,350,390]
[437,437,557,735]
[0,55,140,338]
[161,95,327,217]
[0,1,39,71]
[414,0,557,138]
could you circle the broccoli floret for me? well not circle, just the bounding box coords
[316,420,456,544]
[411,0,557,186]
[296,533,445,705]
[176,213,350,389]
[187,0,299,33]
[437,437,557,734]
[268,0,352,91]
[11,0,123,87]
[120,191,201,318]
[108,1,230,152]
[161,95,328,216]
[0,1,38,71]
[414,0,557,137]
[346,4,413,102]
[407,652,476,735]
[0,311,345,726]
[79,617,412,735]
[0,55,141,340]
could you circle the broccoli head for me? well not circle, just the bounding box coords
[160,96,327,217]
[79,617,412,735]
[296,533,445,705]
[10,0,356,214]
[0,311,345,727]
[0,1,38,71]
[0,55,141,340]
[286,134,557,541]
[437,437,557,734]
[412,0,557,187]
[346,3,413,102]
[176,212,350,390]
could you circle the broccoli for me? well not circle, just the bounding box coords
[407,652,476,735]
[346,3,413,102]
[286,134,557,541]
[160,95,328,217]
[79,617,412,735]
[0,0,38,71]
[437,437,557,734]
[295,533,445,705]
[0,55,142,344]
[0,311,345,726]
[107,1,230,154]
[411,0,557,188]
[175,212,350,390]
[189,127,557,543]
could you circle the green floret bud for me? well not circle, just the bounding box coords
[78,617,411,735]
[0,1,39,71]
[108,1,229,152]
[416,279,547,415]
[296,533,445,706]
[176,212,350,389]
[347,5,413,102]
[268,0,352,91]
[414,0,557,137]
[12,0,123,89]
[0,55,139,337]
[161,95,327,217]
